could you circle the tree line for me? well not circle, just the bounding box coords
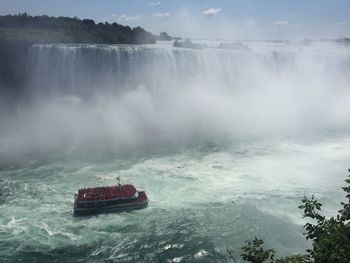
[0,13,155,44]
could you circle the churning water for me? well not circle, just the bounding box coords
[0,41,350,262]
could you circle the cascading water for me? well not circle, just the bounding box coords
[11,42,350,153]
[1,41,350,262]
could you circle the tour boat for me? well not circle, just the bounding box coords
[73,180,148,216]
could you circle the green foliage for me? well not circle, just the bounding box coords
[241,237,275,263]
[241,170,350,263]
[275,255,310,263]
[0,13,155,44]
[339,173,350,221]
[298,195,325,241]
[298,172,350,263]
[173,39,207,49]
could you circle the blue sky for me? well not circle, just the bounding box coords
[1,0,349,39]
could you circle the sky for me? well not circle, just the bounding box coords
[0,0,349,39]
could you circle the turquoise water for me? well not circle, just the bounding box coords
[1,137,349,262]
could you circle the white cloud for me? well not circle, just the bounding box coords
[203,8,222,16]
[152,12,171,17]
[118,14,141,21]
[149,1,160,6]
[274,21,289,26]
[335,22,347,25]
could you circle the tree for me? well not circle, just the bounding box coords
[241,170,350,263]
[298,171,350,263]
[275,255,310,263]
[241,237,275,263]
[0,14,155,44]
[82,19,95,27]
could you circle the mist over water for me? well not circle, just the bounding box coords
[1,41,350,262]
[2,41,350,158]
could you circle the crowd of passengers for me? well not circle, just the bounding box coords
[76,184,136,201]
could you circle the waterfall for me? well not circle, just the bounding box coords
[25,44,295,100]
[1,42,350,157]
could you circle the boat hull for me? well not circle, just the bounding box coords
[73,191,148,216]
